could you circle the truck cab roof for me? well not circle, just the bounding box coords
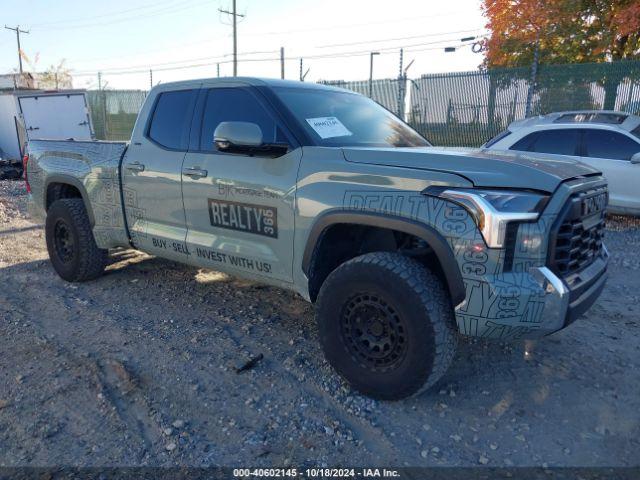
[149,76,351,94]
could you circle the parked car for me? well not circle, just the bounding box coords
[25,78,608,399]
[484,111,640,215]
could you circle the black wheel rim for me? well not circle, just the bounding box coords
[340,293,407,372]
[54,220,75,263]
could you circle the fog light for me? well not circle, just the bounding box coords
[522,235,542,250]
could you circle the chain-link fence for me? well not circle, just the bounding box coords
[87,61,640,147]
[408,61,640,146]
[87,90,147,141]
[319,78,404,116]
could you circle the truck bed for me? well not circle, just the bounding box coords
[27,139,131,249]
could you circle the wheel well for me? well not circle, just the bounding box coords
[307,223,449,302]
[46,182,82,210]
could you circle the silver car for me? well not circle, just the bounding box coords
[484,111,640,215]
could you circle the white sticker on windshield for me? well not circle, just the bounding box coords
[305,116,352,139]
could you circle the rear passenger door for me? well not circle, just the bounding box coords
[121,87,199,261]
[578,129,640,209]
[181,86,301,283]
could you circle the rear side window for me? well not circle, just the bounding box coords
[583,129,640,161]
[148,90,197,150]
[509,133,537,152]
[199,88,287,151]
[510,129,580,156]
[484,130,511,148]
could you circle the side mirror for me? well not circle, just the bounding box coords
[214,121,263,151]
[213,121,289,157]
[631,152,640,164]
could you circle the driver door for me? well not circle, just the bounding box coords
[181,86,301,283]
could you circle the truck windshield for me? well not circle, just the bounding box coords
[273,87,430,148]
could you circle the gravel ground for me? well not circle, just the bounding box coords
[0,179,639,468]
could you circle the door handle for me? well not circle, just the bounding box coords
[183,167,208,179]
[126,162,145,172]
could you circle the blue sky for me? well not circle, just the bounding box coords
[0,0,487,89]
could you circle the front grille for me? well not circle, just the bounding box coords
[549,187,607,277]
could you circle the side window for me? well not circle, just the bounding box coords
[509,133,537,152]
[583,129,640,161]
[484,130,511,148]
[527,129,580,155]
[148,90,196,150]
[199,88,287,151]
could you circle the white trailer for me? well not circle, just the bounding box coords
[0,90,93,170]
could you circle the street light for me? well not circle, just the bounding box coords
[369,51,380,98]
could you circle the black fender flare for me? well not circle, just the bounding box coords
[44,175,96,227]
[301,210,466,306]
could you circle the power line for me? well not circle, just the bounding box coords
[70,32,485,75]
[71,37,486,78]
[241,10,474,37]
[72,49,280,75]
[31,0,210,31]
[29,0,180,27]
[315,28,482,49]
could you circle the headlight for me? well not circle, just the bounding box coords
[426,188,549,248]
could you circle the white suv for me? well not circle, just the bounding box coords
[484,111,640,215]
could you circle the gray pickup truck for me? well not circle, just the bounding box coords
[25,78,609,399]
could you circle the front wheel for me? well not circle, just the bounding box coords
[45,198,108,282]
[315,252,457,400]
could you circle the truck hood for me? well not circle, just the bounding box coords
[342,146,601,192]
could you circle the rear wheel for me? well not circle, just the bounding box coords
[45,198,108,282]
[315,252,457,400]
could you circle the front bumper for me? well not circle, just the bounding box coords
[531,245,609,333]
[454,246,609,340]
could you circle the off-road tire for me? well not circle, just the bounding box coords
[45,198,108,282]
[316,252,458,400]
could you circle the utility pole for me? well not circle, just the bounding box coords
[369,51,380,98]
[149,69,153,89]
[280,47,285,79]
[397,48,404,118]
[299,58,310,82]
[4,25,29,74]
[218,0,244,76]
[217,63,220,77]
[97,71,108,140]
[525,29,541,118]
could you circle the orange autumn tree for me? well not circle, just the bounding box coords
[482,0,640,110]
[483,0,640,66]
